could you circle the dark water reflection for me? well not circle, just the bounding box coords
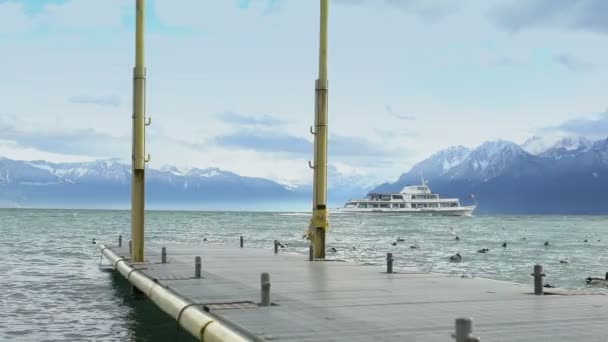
[109,271,197,342]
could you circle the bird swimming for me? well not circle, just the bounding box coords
[455,236,460,241]
[391,242,397,246]
[477,248,489,253]
[559,258,569,264]
[92,238,96,245]
[449,253,462,262]
[544,241,550,247]
[410,245,419,249]
[396,237,405,242]
[586,272,608,286]
[331,247,337,253]
[584,239,589,243]
[502,242,507,248]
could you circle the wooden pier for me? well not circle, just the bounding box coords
[100,241,608,341]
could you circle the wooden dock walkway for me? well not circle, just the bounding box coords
[101,242,608,341]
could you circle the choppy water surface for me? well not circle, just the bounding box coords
[1,209,607,341]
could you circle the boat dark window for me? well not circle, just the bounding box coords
[450,202,457,207]
[380,203,390,208]
[399,204,406,208]
[358,203,368,208]
[392,195,403,200]
[370,203,379,208]
[345,203,356,208]
[428,203,438,208]
[441,203,450,207]
[381,195,391,201]
[392,204,399,208]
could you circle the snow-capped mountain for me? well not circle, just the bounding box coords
[371,136,608,214]
[26,159,131,184]
[540,136,593,159]
[0,157,302,209]
[521,135,556,155]
[446,140,535,181]
[3,134,608,213]
[408,146,471,177]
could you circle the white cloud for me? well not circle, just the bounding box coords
[0,2,31,33]
[0,139,94,163]
[2,0,608,185]
[39,0,128,29]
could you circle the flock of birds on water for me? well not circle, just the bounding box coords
[91,224,608,289]
[322,226,608,289]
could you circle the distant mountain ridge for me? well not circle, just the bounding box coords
[0,157,302,209]
[0,157,368,210]
[372,136,608,214]
[2,134,607,213]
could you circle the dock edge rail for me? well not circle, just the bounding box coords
[100,245,253,342]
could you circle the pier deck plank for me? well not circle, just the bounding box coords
[108,244,608,341]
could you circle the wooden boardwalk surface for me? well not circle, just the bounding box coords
[102,243,608,341]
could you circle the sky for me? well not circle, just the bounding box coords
[1,0,608,186]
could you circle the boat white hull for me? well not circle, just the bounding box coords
[334,206,476,217]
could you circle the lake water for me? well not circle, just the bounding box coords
[2,209,607,341]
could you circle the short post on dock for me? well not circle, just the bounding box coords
[240,235,244,248]
[118,235,122,247]
[261,272,271,306]
[531,264,545,295]
[129,240,132,255]
[161,247,167,263]
[452,318,480,342]
[195,256,201,279]
[274,240,278,254]
[387,252,394,274]
[309,244,313,261]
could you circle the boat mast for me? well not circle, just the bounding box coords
[309,0,330,259]
[131,0,149,262]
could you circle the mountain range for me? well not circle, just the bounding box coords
[372,136,608,214]
[0,158,299,210]
[1,135,607,213]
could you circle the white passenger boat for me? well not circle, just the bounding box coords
[336,179,475,216]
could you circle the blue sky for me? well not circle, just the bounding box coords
[1,0,608,186]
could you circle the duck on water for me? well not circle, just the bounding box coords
[586,273,608,286]
[450,253,462,262]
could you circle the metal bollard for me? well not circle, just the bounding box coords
[274,240,278,254]
[240,236,244,248]
[531,264,545,295]
[261,272,271,306]
[129,240,132,255]
[309,244,313,261]
[452,318,480,342]
[387,253,394,274]
[195,256,201,278]
[161,247,167,263]
[118,235,122,247]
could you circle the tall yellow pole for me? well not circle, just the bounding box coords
[309,0,329,259]
[132,0,148,262]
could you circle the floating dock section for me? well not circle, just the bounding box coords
[100,241,608,341]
